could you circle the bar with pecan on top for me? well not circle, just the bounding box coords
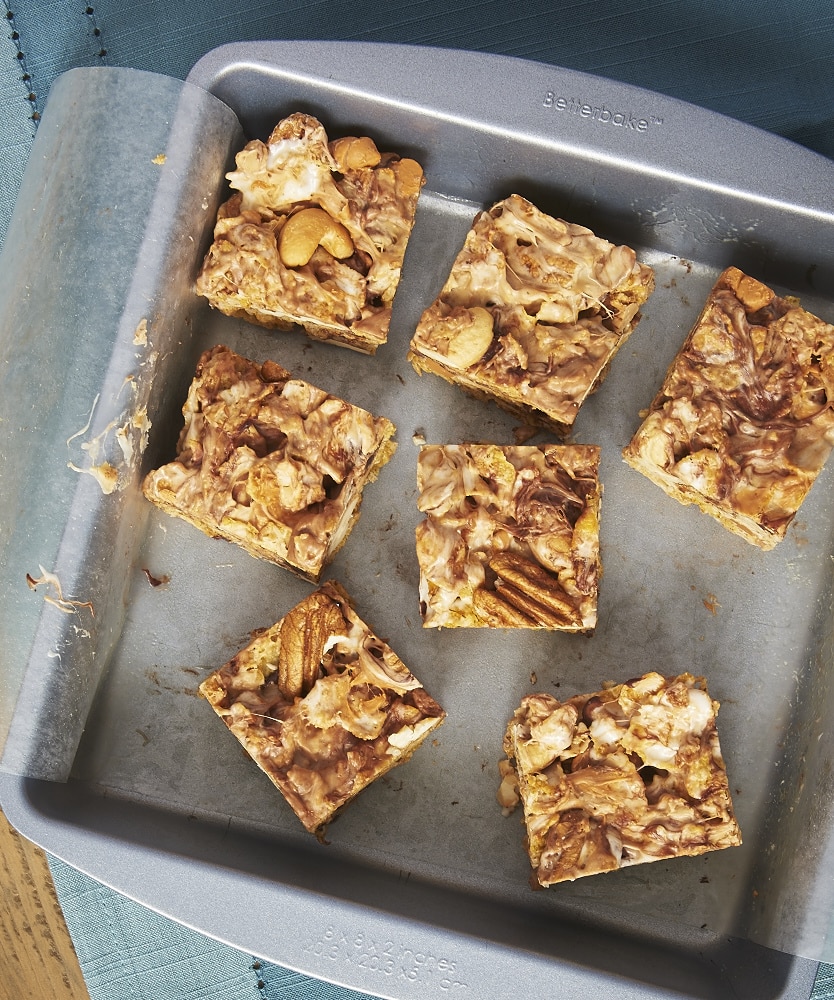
[199,581,446,836]
[415,443,601,630]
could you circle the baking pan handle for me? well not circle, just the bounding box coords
[188,40,834,218]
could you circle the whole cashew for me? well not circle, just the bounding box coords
[445,306,495,368]
[279,208,355,267]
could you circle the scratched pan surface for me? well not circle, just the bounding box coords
[2,42,834,1000]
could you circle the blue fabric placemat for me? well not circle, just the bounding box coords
[3,2,833,998]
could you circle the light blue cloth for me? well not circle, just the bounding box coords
[3,2,833,998]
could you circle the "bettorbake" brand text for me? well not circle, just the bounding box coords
[543,92,662,132]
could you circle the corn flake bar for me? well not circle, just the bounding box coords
[199,581,446,835]
[623,266,834,549]
[416,444,601,630]
[197,112,425,354]
[142,345,395,581]
[500,672,742,886]
[409,194,654,433]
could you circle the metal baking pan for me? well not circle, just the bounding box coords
[2,41,834,1000]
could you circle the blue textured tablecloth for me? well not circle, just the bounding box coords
[3,0,833,255]
[3,2,833,998]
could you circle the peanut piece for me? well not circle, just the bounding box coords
[279,207,354,267]
[330,135,382,170]
[724,266,773,311]
[395,158,425,198]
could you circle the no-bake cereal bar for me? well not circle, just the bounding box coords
[142,345,396,581]
[415,443,601,630]
[623,266,834,549]
[196,112,425,353]
[408,194,654,433]
[499,672,742,886]
[199,581,446,835]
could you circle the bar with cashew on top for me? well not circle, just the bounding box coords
[409,194,655,434]
[415,443,601,630]
[197,112,425,354]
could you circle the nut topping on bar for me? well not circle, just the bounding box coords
[415,444,601,630]
[199,581,446,835]
[623,266,834,549]
[278,207,354,267]
[196,112,425,353]
[408,194,654,433]
[142,345,396,581]
[501,672,742,886]
[277,588,349,699]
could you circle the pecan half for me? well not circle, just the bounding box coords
[489,552,582,627]
[277,589,348,699]
[472,588,536,627]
